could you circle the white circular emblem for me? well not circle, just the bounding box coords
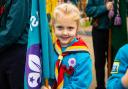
[68,58,76,67]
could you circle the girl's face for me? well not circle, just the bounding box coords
[54,18,78,47]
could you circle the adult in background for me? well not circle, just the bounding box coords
[85,0,113,89]
[0,0,31,89]
[85,0,128,88]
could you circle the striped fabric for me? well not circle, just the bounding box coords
[54,39,89,89]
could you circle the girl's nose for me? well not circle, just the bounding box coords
[62,30,68,35]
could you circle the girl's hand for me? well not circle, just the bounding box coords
[41,85,51,89]
[122,69,128,88]
[106,2,113,11]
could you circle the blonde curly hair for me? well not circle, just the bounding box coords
[53,3,80,23]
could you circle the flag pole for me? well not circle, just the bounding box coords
[108,28,112,77]
[45,79,49,89]
[107,0,114,77]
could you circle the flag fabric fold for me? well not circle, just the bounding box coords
[24,0,54,89]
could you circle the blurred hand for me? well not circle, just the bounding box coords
[106,2,113,11]
[41,85,51,89]
[122,69,128,88]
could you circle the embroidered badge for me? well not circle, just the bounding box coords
[68,58,76,67]
[111,61,120,74]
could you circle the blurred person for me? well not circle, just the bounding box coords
[0,0,31,89]
[107,44,128,89]
[86,0,113,89]
[86,0,128,88]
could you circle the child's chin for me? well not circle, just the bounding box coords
[60,41,70,47]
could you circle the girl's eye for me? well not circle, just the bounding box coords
[67,27,74,31]
[56,26,64,30]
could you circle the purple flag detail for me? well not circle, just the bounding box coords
[26,44,42,89]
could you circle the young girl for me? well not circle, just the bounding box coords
[42,3,92,89]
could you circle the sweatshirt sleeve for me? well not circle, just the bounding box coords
[85,0,108,18]
[106,44,128,89]
[63,53,92,89]
[0,0,27,48]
